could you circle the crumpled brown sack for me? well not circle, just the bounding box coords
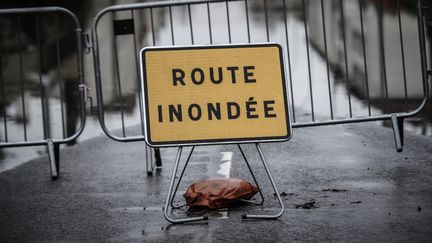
[183,178,258,209]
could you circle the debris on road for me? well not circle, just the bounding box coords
[294,199,318,209]
[273,191,294,197]
[350,201,363,204]
[183,178,258,209]
[321,189,347,192]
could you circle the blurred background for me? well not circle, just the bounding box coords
[0,0,431,171]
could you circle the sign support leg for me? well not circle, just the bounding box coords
[242,143,285,220]
[170,146,195,209]
[237,144,265,205]
[164,146,208,224]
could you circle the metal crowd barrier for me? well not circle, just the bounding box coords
[90,0,430,223]
[0,1,427,180]
[91,0,429,157]
[0,7,86,179]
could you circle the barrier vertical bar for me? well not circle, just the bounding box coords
[207,3,213,44]
[245,0,251,43]
[264,0,269,42]
[321,0,334,119]
[378,0,389,112]
[16,16,28,140]
[169,6,175,45]
[0,36,7,142]
[282,0,296,123]
[188,4,194,44]
[55,13,67,139]
[359,0,372,116]
[302,0,315,121]
[150,8,156,46]
[396,0,409,111]
[131,10,145,135]
[226,1,232,43]
[339,0,353,118]
[36,13,50,139]
[112,12,127,137]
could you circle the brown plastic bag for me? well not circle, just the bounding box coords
[183,178,258,209]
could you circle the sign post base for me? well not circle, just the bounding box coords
[163,143,285,224]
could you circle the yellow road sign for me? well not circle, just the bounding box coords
[140,43,291,146]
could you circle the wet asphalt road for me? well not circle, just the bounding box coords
[0,122,432,242]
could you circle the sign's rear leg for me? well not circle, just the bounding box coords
[242,143,284,220]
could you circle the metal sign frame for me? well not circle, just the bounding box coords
[139,43,292,147]
[139,43,291,223]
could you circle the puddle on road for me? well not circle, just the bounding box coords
[123,206,144,212]
[344,179,394,190]
[109,222,212,241]
[186,207,231,219]
[217,152,233,178]
[108,226,166,241]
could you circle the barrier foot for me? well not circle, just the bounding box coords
[146,144,163,176]
[146,144,154,176]
[242,143,284,220]
[164,146,207,224]
[391,114,404,152]
[155,148,162,167]
[47,140,60,180]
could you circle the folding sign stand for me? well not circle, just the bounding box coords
[163,143,285,224]
[140,43,291,224]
